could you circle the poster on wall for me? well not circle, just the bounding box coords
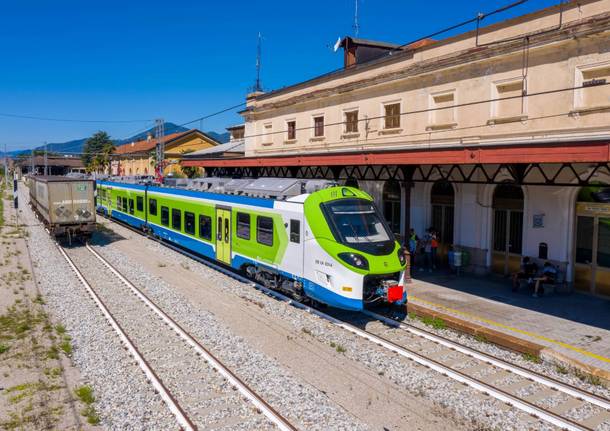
[533,213,544,228]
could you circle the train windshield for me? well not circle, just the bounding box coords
[322,199,395,255]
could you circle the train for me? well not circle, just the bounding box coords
[28,175,96,237]
[95,177,407,311]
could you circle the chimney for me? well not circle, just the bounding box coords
[147,132,153,142]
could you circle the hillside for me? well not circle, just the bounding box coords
[9,122,230,157]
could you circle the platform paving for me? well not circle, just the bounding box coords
[406,270,610,376]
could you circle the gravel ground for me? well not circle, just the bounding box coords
[89,238,370,431]
[99,219,564,431]
[17,185,176,431]
[64,246,276,431]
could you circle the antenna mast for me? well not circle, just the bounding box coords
[353,0,360,37]
[154,119,165,184]
[254,32,263,92]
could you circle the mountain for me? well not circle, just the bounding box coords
[8,122,230,157]
[204,131,230,144]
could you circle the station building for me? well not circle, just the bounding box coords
[182,0,610,298]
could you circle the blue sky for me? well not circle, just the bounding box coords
[0,0,558,150]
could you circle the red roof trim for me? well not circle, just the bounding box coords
[181,141,610,168]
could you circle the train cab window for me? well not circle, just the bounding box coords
[257,216,273,246]
[136,196,143,212]
[237,213,250,239]
[185,212,195,235]
[122,198,127,212]
[128,199,134,215]
[290,219,300,243]
[149,199,158,216]
[172,209,181,230]
[199,215,212,240]
[116,197,122,210]
[161,206,169,226]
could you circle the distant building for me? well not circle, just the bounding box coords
[14,155,85,177]
[111,129,219,176]
[181,125,245,172]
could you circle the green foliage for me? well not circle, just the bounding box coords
[74,385,95,405]
[82,131,115,173]
[420,316,447,330]
[522,352,542,364]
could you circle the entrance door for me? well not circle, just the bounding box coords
[216,208,231,265]
[491,184,524,275]
[431,181,455,264]
[492,209,523,275]
[574,206,610,296]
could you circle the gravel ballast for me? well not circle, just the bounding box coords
[96,217,587,431]
[18,185,176,430]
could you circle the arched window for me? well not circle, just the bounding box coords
[383,180,401,236]
[431,181,454,245]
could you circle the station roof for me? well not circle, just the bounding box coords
[182,140,245,159]
[114,129,221,156]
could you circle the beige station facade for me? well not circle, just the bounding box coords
[184,0,610,297]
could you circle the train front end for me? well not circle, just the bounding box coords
[303,187,407,311]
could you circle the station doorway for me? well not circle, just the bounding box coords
[491,184,524,276]
[574,186,610,297]
[383,180,402,239]
[431,181,454,263]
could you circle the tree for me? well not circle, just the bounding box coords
[82,131,115,173]
[179,149,199,178]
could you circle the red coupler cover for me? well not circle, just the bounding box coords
[387,285,403,303]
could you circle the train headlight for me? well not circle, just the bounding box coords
[398,247,406,266]
[338,252,369,270]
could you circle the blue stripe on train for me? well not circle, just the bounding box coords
[231,255,364,311]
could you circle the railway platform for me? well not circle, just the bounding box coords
[406,272,610,381]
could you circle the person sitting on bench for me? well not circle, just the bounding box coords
[512,256,538,292]
[533,262,557,298]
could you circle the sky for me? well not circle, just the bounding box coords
[0,0,559,151]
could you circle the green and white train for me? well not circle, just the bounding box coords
[96,178,407,311]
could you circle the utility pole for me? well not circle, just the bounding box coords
[4,144,8,190]
[254,32,263,92]
[31,149,34,175]
[154,119,165,184]
[44,141,48,176]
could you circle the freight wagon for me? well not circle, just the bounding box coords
[28,175,96,237]
[96,177,407,311]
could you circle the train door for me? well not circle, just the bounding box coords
[216,208,231,265]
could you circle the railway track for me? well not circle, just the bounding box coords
[56,241,296,431]
[98,215,610,431]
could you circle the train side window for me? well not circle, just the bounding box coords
[185,212,195,235]
[237,212,250,239]
[122,197,127,212]
[161,206,169,226]
[149,199,158,216]
[116,197,122,210]
[290,219,300,243]
[172,209,181,230]
[128,199,134,215]
[136,196,143,212]
[199,215,212,240]
[257,216,273,246]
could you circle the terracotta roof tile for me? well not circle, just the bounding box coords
[114,130,192,155]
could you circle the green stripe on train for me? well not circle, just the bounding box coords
[99,185,288,265]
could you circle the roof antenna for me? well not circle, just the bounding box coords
[353,0,360,37]
[253,32,263,92]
